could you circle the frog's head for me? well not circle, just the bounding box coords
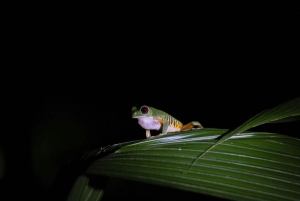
[132,105,153,118]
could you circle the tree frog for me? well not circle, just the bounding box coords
[132,105,203,138]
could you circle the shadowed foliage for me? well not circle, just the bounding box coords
[61,97,300,201]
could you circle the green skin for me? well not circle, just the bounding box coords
[132,105,182,138]
[132,105,202,138]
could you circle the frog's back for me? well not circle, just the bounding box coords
[151,107,183,131]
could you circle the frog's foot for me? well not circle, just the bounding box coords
[147,133,167,139]
[182,121,203,131]
[147,132,166,139]
[192,121,203,129]
[146,130,168,139]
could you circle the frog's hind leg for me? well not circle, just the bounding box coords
[181,121,203,131]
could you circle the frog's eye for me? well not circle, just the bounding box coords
[141,106,149,114]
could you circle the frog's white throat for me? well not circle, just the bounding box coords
[137,116,161,130]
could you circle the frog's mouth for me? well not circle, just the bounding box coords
[132,115,147,118]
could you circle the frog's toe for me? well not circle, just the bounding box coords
[192,121,203,128]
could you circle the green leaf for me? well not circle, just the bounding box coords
[72,97,300,201]
[188,97,300,169]
[85,129,300,200]
[67,176,104,201]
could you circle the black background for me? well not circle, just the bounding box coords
[1,1,300,200]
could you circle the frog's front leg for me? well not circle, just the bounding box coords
[146,121,170,138]
[161,120,169,135]
[146,129,160,139]
[146,120,169,138]
[146,129,151,138]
